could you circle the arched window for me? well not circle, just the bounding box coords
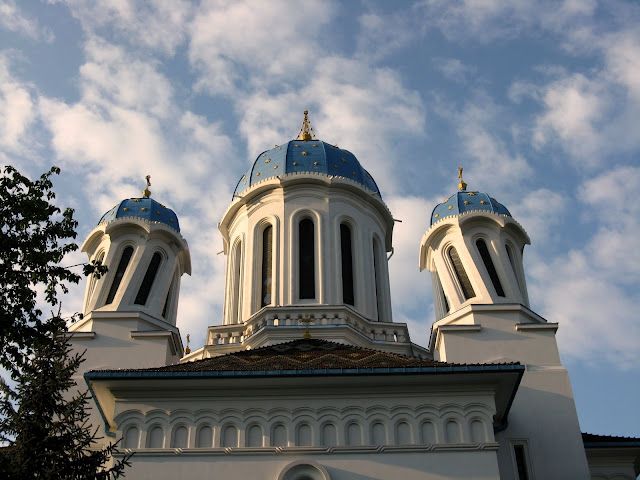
[340,223,354,306]
[476,239,505,297]
[445,420,461,443]
[123,425,139,448]
[372,238,384,320]
[147,425,164,448]
[229,240,242,324]
[171,425,188,448]
[320,423,337,447]
[246,424,263,447]
[261,225,273,307]
[396,421,411,445]
[346,422,362,446]
[298,219,315,299]
[196,425,212,448]
[134,252,162,305]
[296,423,312,446]
[272,424,287,446]
[105,246,134,305]
[221,425,238,447]
[447,246,475,300]
[420,421,436,444]
[371,422,385,446]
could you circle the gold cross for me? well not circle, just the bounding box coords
[299,314,314,339]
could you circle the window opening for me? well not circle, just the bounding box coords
[105,246,134,305]
[299,219,315,299]
[261,225,273,307]
[506,244,523,295]
[448,247,475,300]
[86,252,105,308]
[340,223,355,305]
[513,444,530,480]
[162,275,174,318]
[134,252,162,305]
[476,239,505,297]
[230,241,242,323]
[373,239,383,319]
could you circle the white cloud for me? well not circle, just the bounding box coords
[0,0,54,42]
[62,0,192,55]
[79,37,174,118]
[437,94,532,194]
[432,57,476,84]
[236,57,426,195]
[356,10,418,61]
[0,53,36,153]
[188,0,334,95]
[533,73,608,166]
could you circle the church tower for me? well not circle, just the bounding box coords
[186,111,425,359]
[419,169,590,479]
[69,177,191,369]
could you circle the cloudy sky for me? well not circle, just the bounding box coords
[1,0,639,436]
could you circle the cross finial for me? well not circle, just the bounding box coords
[299,314,313,339]
[296,110,315,141]
[457,166,467,191]
[142,175,152,198]
[185,333,191,355]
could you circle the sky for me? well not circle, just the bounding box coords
[1,0,638,437]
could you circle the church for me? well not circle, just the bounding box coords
[69,112,639,479]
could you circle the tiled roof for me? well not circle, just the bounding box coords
[105,339,518,373]
[582,432,640,447]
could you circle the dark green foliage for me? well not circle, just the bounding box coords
[0,165,106,370]
[0,314,132,479]
[0,166,129,478]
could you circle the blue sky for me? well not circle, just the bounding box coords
[1,0,638,436]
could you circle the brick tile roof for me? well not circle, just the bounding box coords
[582,432,640,446]
[113,339,515,373]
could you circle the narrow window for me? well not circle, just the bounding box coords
[86,252,105,308]
[513,444,530,480]
[123,426,139,449]
[247,425,263,447]
[229,241,242,323]
[372,239,383,319]
[222,425,238,448]
[476,239,505,297]
[105,246,133,305]
[162,274,175,318]
[320,423,337,447]
[506,244,524,295]
[298,219,315,299]
[448,247,475,300]
[261,225,273,307]
[134,252,162,305]
[340,223,355,305]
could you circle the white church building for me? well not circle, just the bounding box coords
[69,112,639,479]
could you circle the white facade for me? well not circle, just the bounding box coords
[70,117,639,480]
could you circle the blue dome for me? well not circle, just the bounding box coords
[431,191,511,225]
[98,197,180,232]
[233,140,381,197]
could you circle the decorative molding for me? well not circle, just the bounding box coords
[515,323,559,332]
[120,442,500,457]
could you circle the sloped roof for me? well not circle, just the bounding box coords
[101,338,519,373]
[582,432,640,447]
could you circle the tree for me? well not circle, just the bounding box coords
[0,313,132,479]
[0,166,128,479]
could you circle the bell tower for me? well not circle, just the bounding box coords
[419,170,590,479]
[69,177,191,368]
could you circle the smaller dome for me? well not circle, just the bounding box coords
[99,197,180,232]
[431,191,511,225]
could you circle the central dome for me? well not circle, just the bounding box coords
[233,110,380,198]
[233,140,381,198]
